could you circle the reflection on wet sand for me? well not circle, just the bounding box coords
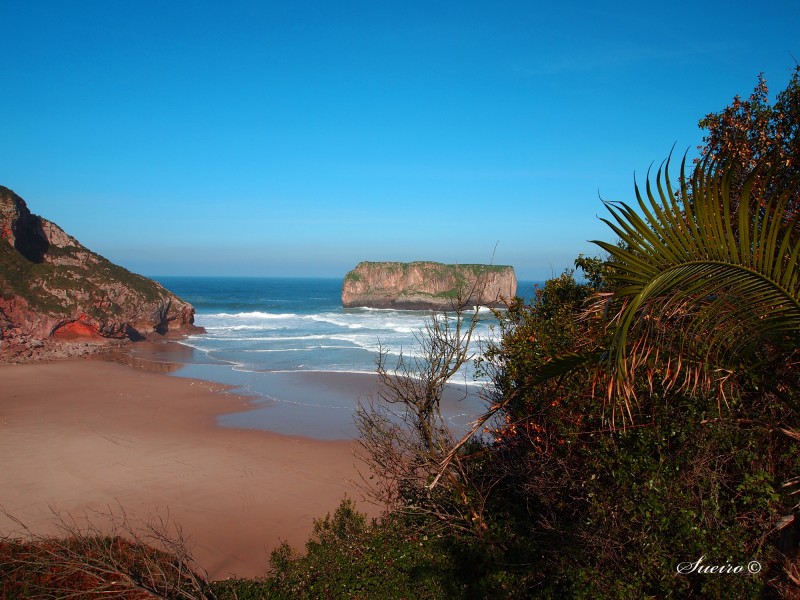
[89,341,194,375]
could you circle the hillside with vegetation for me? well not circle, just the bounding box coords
[2,66,799,598]
[0,186,199,359]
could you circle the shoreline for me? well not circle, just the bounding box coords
[97,339,386,440]
[0,353,379,580]
[104,339,485,441]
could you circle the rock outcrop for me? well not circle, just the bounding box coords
[0,185,201,358]
[342,261,517,310]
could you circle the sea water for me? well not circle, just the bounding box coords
[147,276,539,439]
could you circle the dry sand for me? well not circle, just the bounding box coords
[0,357,378,580]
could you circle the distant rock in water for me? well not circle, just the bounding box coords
[0,185,201,357]
[342,261,517,310]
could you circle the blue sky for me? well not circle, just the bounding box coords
[1,1,797,279]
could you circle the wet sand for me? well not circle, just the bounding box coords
[100,340,484,440]
[0,356,378,580]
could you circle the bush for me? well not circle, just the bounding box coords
[478,264,800,598]
[252,497,540,599]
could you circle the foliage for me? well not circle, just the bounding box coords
[258,499,455,599]
[477,266,800,598]
[254,497,537,599]
[351,151,800,595]
[344,270,362,283]
[592,156,800,414]
[697,64,800,217]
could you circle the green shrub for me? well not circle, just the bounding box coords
[254,498,540,599]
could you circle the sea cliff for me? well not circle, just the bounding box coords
[0,185,200,359]
[342,261,517,310]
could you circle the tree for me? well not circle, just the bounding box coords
[449,153,799,435]
[355,281,505,538]
[458,153,800,595]
[696,64,800,218]
[423,148,800,596]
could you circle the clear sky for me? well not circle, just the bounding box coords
[1,1,797,280]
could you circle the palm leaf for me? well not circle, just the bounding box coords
[593,155,800,407]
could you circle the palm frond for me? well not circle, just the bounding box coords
[593,155,800,407]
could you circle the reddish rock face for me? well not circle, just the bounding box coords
[0,185,202,358]
[51,318,104,340]
[342,261,517,310]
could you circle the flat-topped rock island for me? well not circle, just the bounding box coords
[342,261,517,310]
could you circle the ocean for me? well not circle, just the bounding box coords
[143,276,540,439]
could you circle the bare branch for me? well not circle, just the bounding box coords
[354,279,503,538]
[0,505,215,599]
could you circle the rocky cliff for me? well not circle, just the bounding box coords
[342,261,517,310]
[0,185,200,358]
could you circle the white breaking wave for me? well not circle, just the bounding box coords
[307,314,366,329]
[185,304,499,384]
[199,311,298,321]
[204,325,276,331]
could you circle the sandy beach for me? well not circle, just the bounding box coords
[0,354,378,580]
